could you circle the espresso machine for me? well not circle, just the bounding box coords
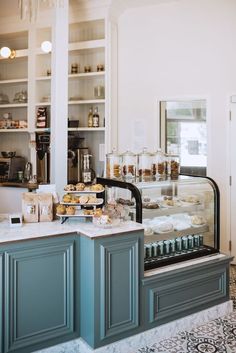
[36,133,50,183]
[68,147,89,183]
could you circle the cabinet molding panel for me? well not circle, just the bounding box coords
[4,241,74,352]
[100,238,139,340]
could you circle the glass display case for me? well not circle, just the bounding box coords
[97,175,219,270]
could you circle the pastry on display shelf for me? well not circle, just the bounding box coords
[64,184,76,191]
[76,183,85,191]
[79,195,89,204]
[66,206,76,215]
[191,215,206,226]
[56,204,66,215]
[62,194,72,203]
[91,183,104,191]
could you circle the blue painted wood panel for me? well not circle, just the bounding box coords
[4,239,75,352]
[0,254,2,353]
[99,237,139,340]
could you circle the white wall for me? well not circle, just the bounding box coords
[117,0,236,251]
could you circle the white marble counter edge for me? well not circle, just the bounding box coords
[0,218,144,244]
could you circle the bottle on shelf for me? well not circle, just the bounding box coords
[88,106,93,127]
[92,106,99,128]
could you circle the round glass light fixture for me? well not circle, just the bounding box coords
[41,41,52,53]
[0,46,11,58]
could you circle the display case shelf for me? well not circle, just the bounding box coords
[35,102,51,106]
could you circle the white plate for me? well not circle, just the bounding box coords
[56,211,94,218]
[60,198,103,206]
[63,187,104,194]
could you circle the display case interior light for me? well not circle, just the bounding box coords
[0,46,16,59]
[41,41,52,53]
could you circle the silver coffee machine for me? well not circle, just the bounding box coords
[67,147,89,183]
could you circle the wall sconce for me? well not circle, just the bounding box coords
[41,41,52,53]
[0,47,16,59]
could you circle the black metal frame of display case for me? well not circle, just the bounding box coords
[97,175,220,269]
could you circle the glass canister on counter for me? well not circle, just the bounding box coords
[166,154,180,178]
[138,147,152,179]
[152,148,166,177]
[106,148,122,179]
[121,150,137,179]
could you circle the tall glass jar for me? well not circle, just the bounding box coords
[138,148,152,179]
[152,149,166,177]
[106,148,122,179]
[121,150,137,179]
[166,154,180,178]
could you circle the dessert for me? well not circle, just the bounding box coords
[91,183,104,191]
[83,209,94,216]
[56,204,66,215]
[88,196,97,203]
[71,195,80,203]
[191,215,206,226]
[143,202,159,209]
[62,194,72,203]
[75,183,85,191]
[79,195,89,204]
[66,206,76,215]
[64,184,75,191]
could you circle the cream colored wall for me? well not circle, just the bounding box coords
[117,0,236,252]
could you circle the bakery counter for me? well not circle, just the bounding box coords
[0,215,144,244]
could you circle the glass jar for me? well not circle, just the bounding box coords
[166,154,180,177]
[106,149,122,179]
[152,149,166,177]
[138,147,152,179]
[121,150,137,179]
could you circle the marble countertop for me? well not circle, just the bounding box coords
[0,215,144,244]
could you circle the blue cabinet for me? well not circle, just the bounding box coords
[3,235,78,353]
[80,230,144,348]
[0,254,3,353]
[142,256,231,330]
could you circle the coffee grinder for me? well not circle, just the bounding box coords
[81,154,95,183]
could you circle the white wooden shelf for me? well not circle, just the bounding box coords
[68,72,105,79]
[68,127,105,132]
[36,76,51,81]
[68,99,105,105]
[35,102,51,106]
[0,49,28,60]
[68,39,105,52]
[0,128,28,133]
[0,78,28,85]
[0,103,28,108]
[35,128,51,132]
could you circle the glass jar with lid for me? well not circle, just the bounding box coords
[106,148,122,179]
[166,154,180,178]
[152,149,166,177]
[138,147,152,179]
[121,150,137,179]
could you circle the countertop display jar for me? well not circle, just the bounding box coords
[106,149,122,179]
[138,148,152,179]
[152,149,166,177]
[121,150,137,179]
[166,154,180,178]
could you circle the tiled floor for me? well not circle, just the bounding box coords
[136,265,236,353]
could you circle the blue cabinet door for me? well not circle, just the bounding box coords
[0,254,3,353]
[98,235,140,341]
[4,237,76,353]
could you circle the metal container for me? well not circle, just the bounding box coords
[199,234,204,246]
[164,240,171,255]
[157,241,164,256]
[176,237,182,253]
[194,234,200,248]
[170,239,176,254]
[145,243,153,258]
[152,242,158,257]
[182,236,189,251]
[188,235,194,249]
